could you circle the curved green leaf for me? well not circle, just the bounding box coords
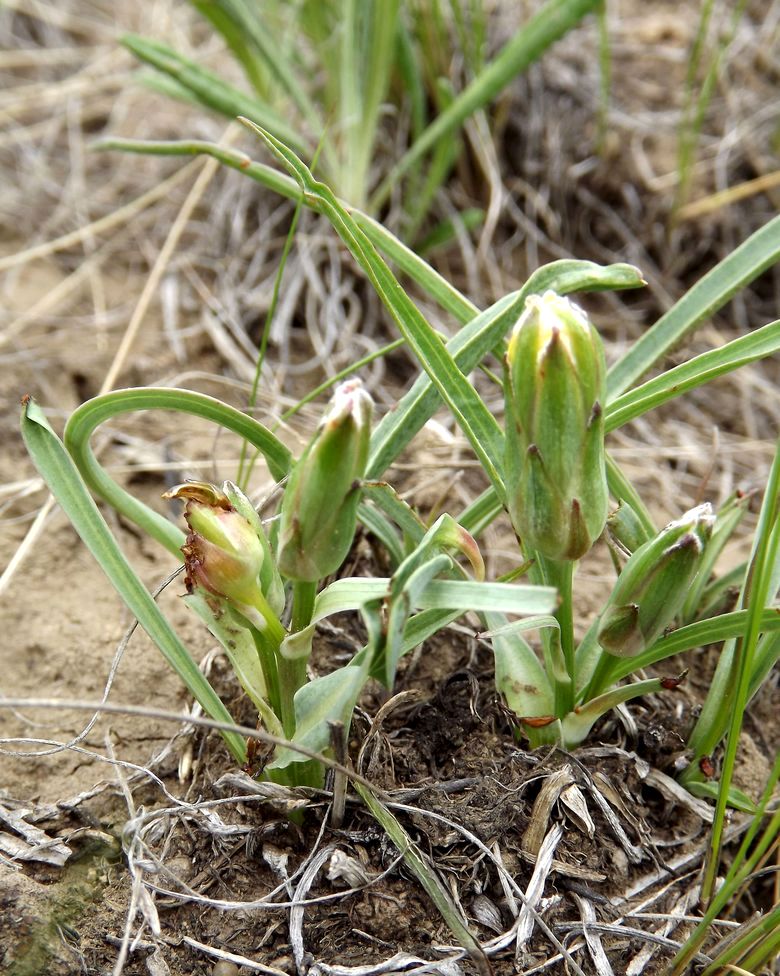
[606,319,780,430]
[20,398,247,764]
[607,213,780,398]
[64,387,292,556]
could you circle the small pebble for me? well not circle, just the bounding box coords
[212,962,240,976]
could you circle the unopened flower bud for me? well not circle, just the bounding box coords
[278,379,373,582]
[504,291,608,561]
[164,480,283,631]
[598,503,715,656]
[606,500,653,554]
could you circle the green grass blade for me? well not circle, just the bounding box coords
[417,579,557,615]
[189,0,268,96]
[606,320,780,429]
[607,213,780,399]
[215,0,328,147]
[64,388,292,557]
[243,120,508,497]
[670,751,780,975]
[269,663,367,770]
[368,260,643,480]
[355,0,401,199]
[700,436,780,902]
[355,784,490,975]
[602,607,780,685]
[20,399,247,764]
[121,35,311,156]
[94,137,478,324]
[370,0,601,209]
[356,503,404,567]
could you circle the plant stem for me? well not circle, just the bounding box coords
[579,647,619,702]
[278,581,318,740]
[545,558,576,716]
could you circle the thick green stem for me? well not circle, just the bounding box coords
[278,581,318,740]
[542,558,576,716]
[251,626,282,719]
[275,580,322,790]
[579,647,620,703]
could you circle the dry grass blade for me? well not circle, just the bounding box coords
[181,937,289,975]
[289,846,337,975]
[517,824,562,948]
[0,802,71,866]
[625,891,699,976]
[522,764,575,855]
[572,893,614,976]
[0,162,201,273]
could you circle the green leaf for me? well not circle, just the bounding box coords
[185,591,283,738]
[269,664,367,769]
[686,781,757,814]
[369,0,602,209]
[561,675,687,748]
[122,34,311,155]
[64,387,292,557]
[488,611,556,721]
[607,213,780,399]
[368,259,644,481]
[606,319,780,430]
[20,398,247,764]
[602,607,780,685]
[241,119,509,497]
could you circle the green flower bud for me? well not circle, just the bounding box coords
[606,500,653,554]
[164,480,283,632]
[278,379,373,582]
[598,503,715,656]
[504,291,608,561]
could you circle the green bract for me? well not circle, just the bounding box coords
[598,503,715,657]
[278,379,373,582]
[165,480,284,634]
[504,291,608,561]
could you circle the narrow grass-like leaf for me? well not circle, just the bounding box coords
[122,35,310,155]
[606,319,780,430]
[595,607,780,687]
[669,751,780,975]
[685,781,756,814]
[605,454,656,538]
[701,436,780,902]
[242,120,508,497]
[185,591,283,738]
[607,213,780,398]
[419,579,557,614]
[339,0,401,208]
[199,0,326,142]
[562,675,688,747]
[379,553,453,687]
[361,482,427,547]
[94,137,478,324]
[189,0,269,97]
[681,492,750,624]
[269,664,367,769]
[369,0,601,209]
[64,388,292,557]
[368,259,644,480]
[20,399,247,764]
[354,784,490,975]
[356,502,405,567]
